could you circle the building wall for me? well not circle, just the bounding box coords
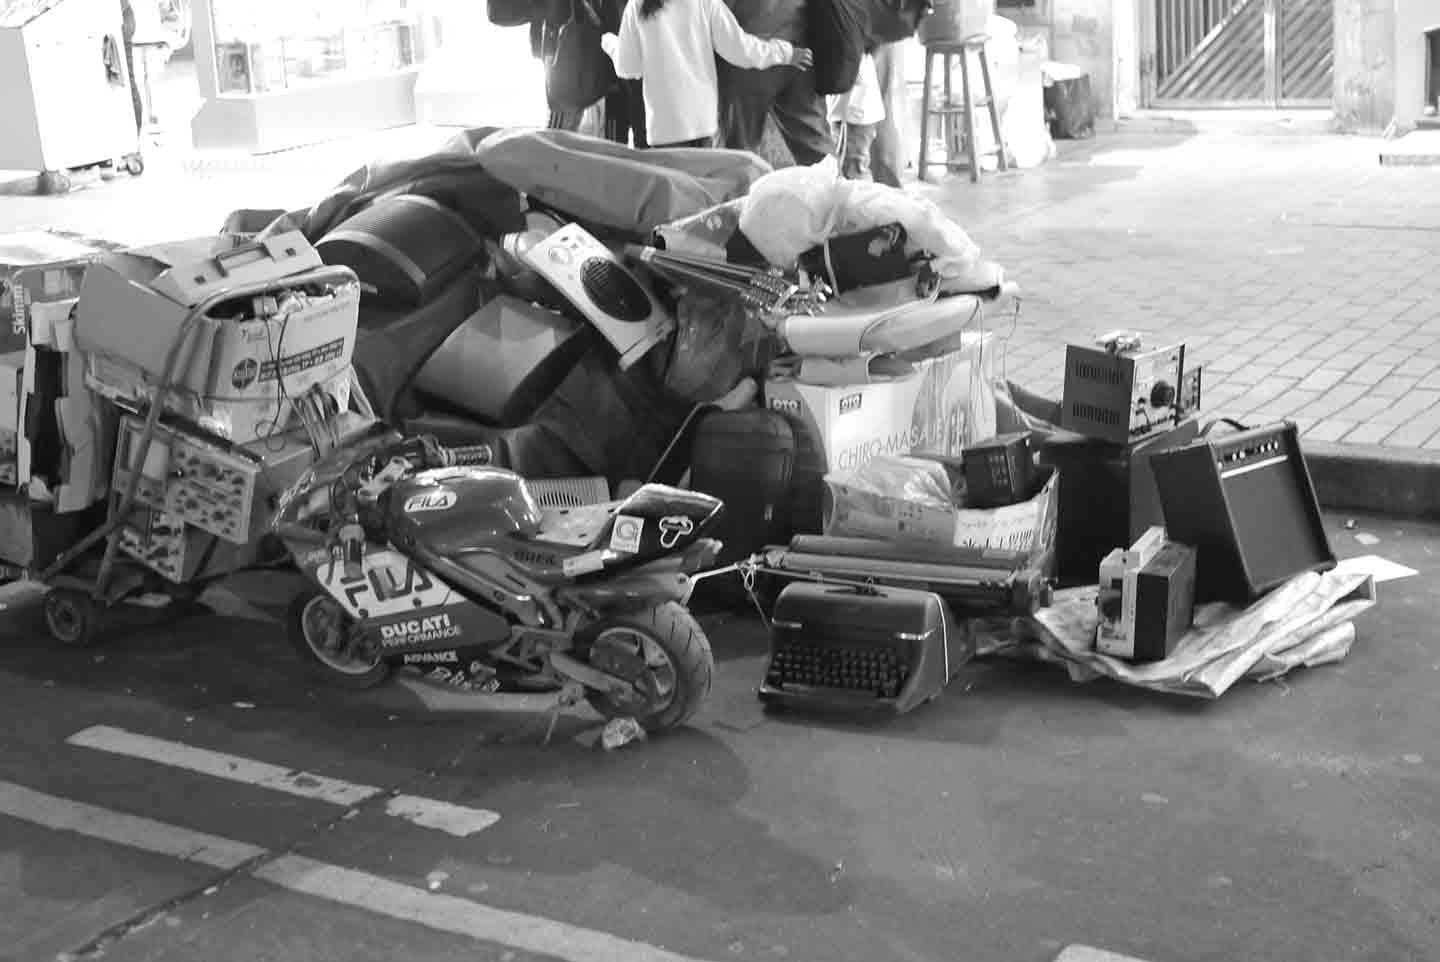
[1003,0,1118,119]
[1333,0,1397,133]
[1393,0,1437,129]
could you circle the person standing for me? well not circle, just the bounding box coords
[119,0,143,135]
[603,0,812,150]
[714,0,831,164]
[827,51,884,180]
[867,40,908,189]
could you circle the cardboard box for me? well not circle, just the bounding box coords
[0,350,21,485]
[73,233,347,401]
[1,230,123,355]
[766,332,995,533]
[86,345,353,445]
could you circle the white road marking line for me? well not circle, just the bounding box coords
[0,781,264,870]
[67,725,381,807]
[66,725,500,837]
[257,854,715,962]
[384,795,501,837]
[1055,946,1157,962]
[0,779,719,962]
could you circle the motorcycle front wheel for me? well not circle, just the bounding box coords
[581,602,715,732]
[286,589,392,690]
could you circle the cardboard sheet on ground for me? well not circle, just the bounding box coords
[1022,569,1378,699]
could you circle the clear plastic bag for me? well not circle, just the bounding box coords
[654,197,748,260]
[823,455,960,544]
[736,156,846,267]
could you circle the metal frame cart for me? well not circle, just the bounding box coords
[34,265,359,646]
[0,0,147,194]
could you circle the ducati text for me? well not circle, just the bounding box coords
[380,613,462,648]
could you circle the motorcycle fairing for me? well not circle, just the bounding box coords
[583,484,723,567]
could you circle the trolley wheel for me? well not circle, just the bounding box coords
[38,170,72,195]
[123,154,145,176]
[43,588,105,648]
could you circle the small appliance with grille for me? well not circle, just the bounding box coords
[521,223,672,370]
[759,582,972,716]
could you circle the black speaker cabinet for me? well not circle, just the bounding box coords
[1149,421,1335,603]
[1040,416,1199,587]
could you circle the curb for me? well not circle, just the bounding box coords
[1304,442,1440,522]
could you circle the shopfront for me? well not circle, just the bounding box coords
[185,0,541,152]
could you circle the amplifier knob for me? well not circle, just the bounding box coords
[1150,381,1176,407]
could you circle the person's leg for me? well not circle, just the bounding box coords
[717,61,783,153]
[769,67,835,166]
[122,39,143,135]
[869,41,908,188]
[626,78,649,148]
[840,122,877,180]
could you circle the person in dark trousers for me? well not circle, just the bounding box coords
[715,0,831,164]
[119,0,143,135]
[867,41,906,188]
[604,0,810,151]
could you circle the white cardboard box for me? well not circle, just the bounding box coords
[766,331,996,532]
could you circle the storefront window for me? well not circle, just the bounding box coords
[210,0,426,95]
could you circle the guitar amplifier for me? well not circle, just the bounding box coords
[1150,421,1335,603]
[759,582,971,716]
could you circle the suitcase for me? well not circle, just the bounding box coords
[759,582,970,716]
[318,194,486,307]
[686,407,796,610]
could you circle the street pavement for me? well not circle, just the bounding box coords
[0,512,1436,962]
[921,131,1440,451]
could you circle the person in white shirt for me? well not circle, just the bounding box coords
[827,52,886,181]
[602,0,813,149]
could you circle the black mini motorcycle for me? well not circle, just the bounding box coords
[272,430,723,732]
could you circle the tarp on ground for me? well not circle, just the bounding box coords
[1018,569,1378,699]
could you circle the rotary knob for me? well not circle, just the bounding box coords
[1150,381,1176,407]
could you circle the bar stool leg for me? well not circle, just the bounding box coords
[919,49,935,183]
[977,43,1008,172]
[958,45,979,183]
[942,54,956,173]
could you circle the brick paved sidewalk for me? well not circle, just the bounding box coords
[3,124,1437,449]
[923,131,1440,450]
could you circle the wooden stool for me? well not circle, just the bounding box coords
[918,35,1009,183]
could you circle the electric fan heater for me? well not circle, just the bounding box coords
[521,224,673,370]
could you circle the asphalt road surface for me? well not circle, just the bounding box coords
[0,513,1436,962]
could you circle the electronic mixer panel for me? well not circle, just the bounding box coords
[112,416,260,545]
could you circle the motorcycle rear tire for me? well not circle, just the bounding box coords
[583,602,714,733]
[286,589,393,690]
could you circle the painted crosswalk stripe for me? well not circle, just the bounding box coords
[0,781,265,869]
[0,779,717,962]
[66,725,499,837]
